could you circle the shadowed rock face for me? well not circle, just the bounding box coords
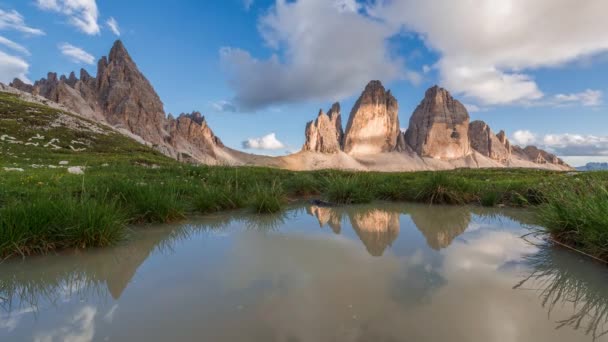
[95,40,166,143]
[343,81,401,155]
[469,120,511,163]
[165,112,224,161]
[405,86,471,160]
[303,103,343,154]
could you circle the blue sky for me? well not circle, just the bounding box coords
[1,0,608,166]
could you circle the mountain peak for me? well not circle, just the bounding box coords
[109,40,130,62]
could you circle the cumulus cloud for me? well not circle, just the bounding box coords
[106,17,120,36]
[0,51,30,83]
[221,0,416,111]
[36,0,100,35]
[0,9,45,35]
[511,130,537,146]
[368,0,608,105]
[211,100,237,113]
[511,131,608,157]
[242,133,285,150]
[59,43,95,65]
[0,35,29,55]
[543,133,608,156]
[553,89,602,107]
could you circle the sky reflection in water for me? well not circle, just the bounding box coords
[1,203,607,342]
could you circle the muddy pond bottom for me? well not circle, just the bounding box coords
[1,203,608,342]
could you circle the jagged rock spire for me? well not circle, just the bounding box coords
[303,102,344,153]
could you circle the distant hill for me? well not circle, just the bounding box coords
[576,163,608,171]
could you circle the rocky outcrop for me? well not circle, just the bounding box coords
[10,40,224,163]
[303,103,343,153]
[468,120,511,163]
[343,81,400,155]
[513,145,565,165]
[405,86,471,160]
[165,112,224,161]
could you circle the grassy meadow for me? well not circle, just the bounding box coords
[1,91,608,261]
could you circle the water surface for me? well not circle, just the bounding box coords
[1,203,607,342]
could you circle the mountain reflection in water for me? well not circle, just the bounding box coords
[0,203,607,342]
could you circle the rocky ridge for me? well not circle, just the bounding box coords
[10,40,225,164]
[300,82,567,170]
[7,40,570,171]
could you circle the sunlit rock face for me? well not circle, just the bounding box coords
[303,103,344,154]
[469,121,511,163]
[349,209,400,257]
[307,206,343,234]
[343,81,401,155]
[405,86,471,160]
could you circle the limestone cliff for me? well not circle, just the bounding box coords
[405,86,471,160]
[343,81,400,155]
[469,120,511,163]
[302,103,343,153]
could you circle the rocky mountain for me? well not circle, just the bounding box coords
[298,83,569,171]
[576,162,608,171]
[5,40,571,172]
[302,103,343,153]
[469,120,511,163]
[10,40,224,163]
[405,86,471,160]
[342,81,401,155]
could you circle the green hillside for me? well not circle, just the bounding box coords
[0,92,171,169]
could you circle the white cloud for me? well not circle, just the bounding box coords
[242,133,285,150]
[368,0,608,105]
[0,35,29,55]
[34,306,96,342]
[0,9,45,35]
[554,89,602,107]
[510,131,608,157]
[542,133,608,156]
[0,50,30,83]
[36,0,99,35]
[463,103,481,113]
[221,0,416,110]
[106,17,120,36]
[511,130,537,146]
[59,43,95,65]
[211,100,237,113]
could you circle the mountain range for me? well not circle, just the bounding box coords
[6,40,571,172]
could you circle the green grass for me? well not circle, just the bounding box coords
[249,182,285,214]
[0,196,126,257]
[538,178,608,260]
[3,91,608,261]
[324,174,374,204]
